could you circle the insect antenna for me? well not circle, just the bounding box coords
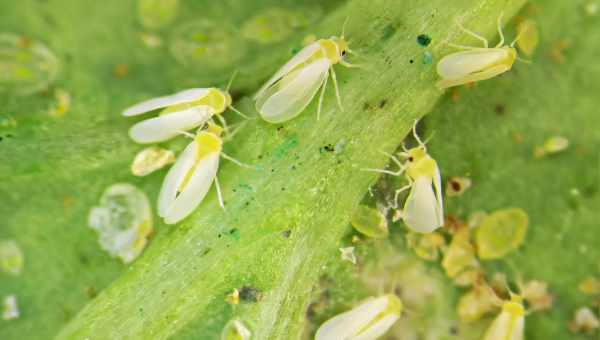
[225,70,238,92]
[176,130,196,139]
[228,105,250,119]
[221,152,254,169]
[341,16,350,39]
[495,12,506,48]
[214,176,226,211]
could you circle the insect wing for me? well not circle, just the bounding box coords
[256,58,330,123]
[123,88,210,116]
[436,49,509,79]
[432,163,444,225]
[158,139,198,217]
[315,296,390,340]
[483,310,524,340]
[129,105,212,143]
[403,176,443,233]
[163,152,219,224]
[254,41,322,99]
[436,64,511,89]
[353,314,400,340]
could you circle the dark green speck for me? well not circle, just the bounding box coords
[417,34,432,47]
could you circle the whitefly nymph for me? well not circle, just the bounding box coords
[123,80,246,144]
[254,21,359,123]
[364,121,443,233]
[436,14,525,89]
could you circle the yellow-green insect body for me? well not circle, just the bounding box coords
[402,144,444,233]
[363,122,443,233]
[437,46,517,89]
[483,295,525,340]
[436,15,521,89]
[158,123,224,224]
[254,31,355,123]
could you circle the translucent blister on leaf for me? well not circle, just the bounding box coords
[170,20,244,69]
[0,240,24,276]
[241,7,322,44]
[138,0,179,30]
[0,33,59,95]
[88,183,153,264]
[475,208,529,260]
[350,205,389,239]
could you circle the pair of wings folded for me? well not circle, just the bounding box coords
[436,48,513,89]
[123,88,214,144]
[482,309,524,340]
[315,295,400,340]
[403,169,444,233]
[255,42,332,123]
[158,139,220,225]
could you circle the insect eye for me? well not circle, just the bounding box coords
[408,157,414,162]
[341,50,346,56]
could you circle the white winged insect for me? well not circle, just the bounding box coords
[364,121,443,233]
[157,121,249,224]
[436,14,526,89]
[123,76,247,144]
[482,293,526,340]
[254,21,359,123]
[315,294,402,340]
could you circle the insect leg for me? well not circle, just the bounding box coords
[214,176,226,211]
[495,12,506,48]
[339,60,364,68]
[362,151,407,176]
[330,66,344,111]
[317,69,329,121]
[215,114,230,135]
[176,130,196,139]
[228,105,250,119]
[222,121,248,142]
[456,20,489,48]
[393,182,412,209]
[221,152,253,169]
[412,120,427,148]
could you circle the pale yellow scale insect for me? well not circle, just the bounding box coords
[483,294,526,340]
[436,14,524,89]
[254,22,358,123]
[364,121,443,233]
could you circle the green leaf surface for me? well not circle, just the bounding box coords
[3,0,598,339]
